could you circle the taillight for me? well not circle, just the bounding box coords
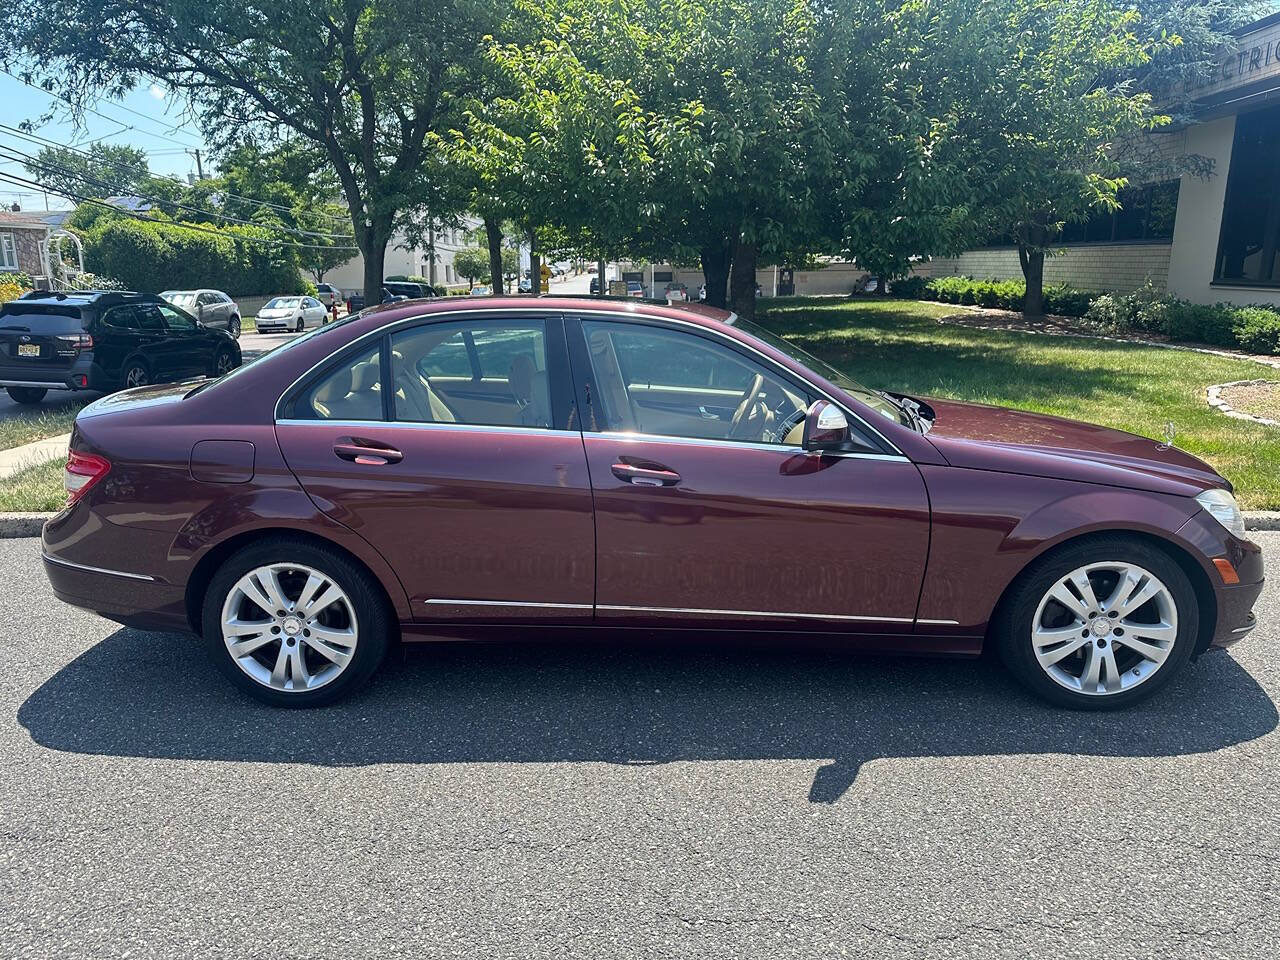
[64,450,110,506]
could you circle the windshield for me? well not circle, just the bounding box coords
[163,291,197,307]
[727,315,913,428]
[265,297,300,309]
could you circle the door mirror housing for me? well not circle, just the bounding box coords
[802,399,851,451]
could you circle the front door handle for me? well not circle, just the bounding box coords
[334,438,403,466]
[611,461,681,487]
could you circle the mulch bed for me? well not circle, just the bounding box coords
[1219,381,1280,423]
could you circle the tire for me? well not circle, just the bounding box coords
[295,317,305,333]
[994,535,1199,709]
[201,537,391,707]
[120,360,150,390]
[227,315,241,339]
[210,347,236,378]
[6,386,47,404]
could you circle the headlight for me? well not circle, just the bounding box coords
[1195,488,1246,538]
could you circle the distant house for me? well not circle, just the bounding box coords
[0,211,51,278]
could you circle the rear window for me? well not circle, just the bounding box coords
[0,303,87,333]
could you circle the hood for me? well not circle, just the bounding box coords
[923,397,1226,497]
[77,380,204,419]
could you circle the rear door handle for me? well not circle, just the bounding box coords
[334,438,403,466]
[611,461,681,487]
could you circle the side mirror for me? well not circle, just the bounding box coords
[802,399,851,452]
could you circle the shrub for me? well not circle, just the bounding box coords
[1232,307,1280,354]
[0,277,28,304]
[889,275,927,299]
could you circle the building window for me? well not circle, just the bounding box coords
[1215,103,1280,287]
[0,233,17,270]
[1058,180,1180,245]
[445,265,453,283]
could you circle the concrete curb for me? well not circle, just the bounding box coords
[0,513,53,538]
[4,511,1279,540]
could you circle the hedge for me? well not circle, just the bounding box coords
[890,275,1280,355]
[80,216,311,297]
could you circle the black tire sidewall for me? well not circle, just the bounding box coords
[200,538,391,707]
[121,361,149,390]
[228,317,241,339]
[6,386,47,404]
[996,536,1199,710]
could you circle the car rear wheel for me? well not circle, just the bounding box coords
[995,536,1199,709]
[227,315,241,339]
[210,347,236,378]
[121,361,150,389]
[6,386,47,404]
[201,538,390,707]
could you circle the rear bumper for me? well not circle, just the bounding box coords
[0,360,107,391]
[41,532,190,633]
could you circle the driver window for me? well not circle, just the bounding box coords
[389,320,551,428]
[157,304,197,333]
[580,320,811,445]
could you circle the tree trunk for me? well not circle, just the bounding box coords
[484,217,504,293]
[700,241,732,309]
[596,256,607,295]
[360,223,391,308]
[729,239,758,320]
[528,229,540,296]
[1018,243,1045,318]
[427,226,437,287]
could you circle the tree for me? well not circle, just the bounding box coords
[452,247,492,287]
[1,1,505,306]
[21,143,150,200]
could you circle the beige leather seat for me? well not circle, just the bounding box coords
[311,361,382,420]
[391,350,457,423]
[508,354,550,427]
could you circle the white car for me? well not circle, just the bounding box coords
[256,296,328,333]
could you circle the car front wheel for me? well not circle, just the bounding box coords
[201,538,391,707]
[295,316,305,333]
[995,536,1199,709]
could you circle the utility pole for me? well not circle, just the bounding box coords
[189,149,205,180]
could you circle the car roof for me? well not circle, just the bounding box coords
[14,290,161,308]
[358,293,735,331]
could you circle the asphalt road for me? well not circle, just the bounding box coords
[1,535,1278,958]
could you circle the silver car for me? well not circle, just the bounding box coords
[160,289,243,339]
[256,296,329,333]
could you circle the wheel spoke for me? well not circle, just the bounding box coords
[1035,633,1090,666]
[1047,582,1091,621]
[1120,620,1176,644]
[228,632,275,658]
[287,645,311,688]
[1106,568,1162,618]
[1078,643,1102,692]
[1099,643,1122,693]
[1068,570,1101,613]
[300,584,345,619]
[292,573,328,616]
[224,617,271,637]
[304,629,355,666]
[270,643,291,687]
[1113,632,1171,665]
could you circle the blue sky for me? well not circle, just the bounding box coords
[0,73,209,212]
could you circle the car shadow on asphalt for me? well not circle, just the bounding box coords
[18,630,1278,803]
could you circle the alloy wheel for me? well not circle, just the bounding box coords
[215,351,234,376]
[219,563,359,693]
[124,365,148,388]
[1030,561,1178,696]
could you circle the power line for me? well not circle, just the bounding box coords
[0,68,205,149]
[0,171,357,252]
[0,141,354,241]
[0,123,350,226]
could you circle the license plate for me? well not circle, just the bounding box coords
[17,344,39,358]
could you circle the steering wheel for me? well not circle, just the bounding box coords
[727,373,766,440]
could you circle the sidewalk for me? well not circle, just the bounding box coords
[0,433,71,480]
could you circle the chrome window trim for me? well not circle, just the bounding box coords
[581,430,909,462]
[276,418,561,438]
[42,551,158,582]
[271,306,907,458]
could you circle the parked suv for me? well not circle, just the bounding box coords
[0,290,241,403]
[345,288,409,312]
[314,283,339,309]
[383,281,438,299]
[160,289,242,338]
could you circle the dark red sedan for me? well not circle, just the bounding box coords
[41,297,1263,708]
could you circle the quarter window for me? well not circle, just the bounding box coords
[298,346,383,421]
[579,321,812,445]
[389,320,551,428]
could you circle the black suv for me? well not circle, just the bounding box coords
[0,290,242,404]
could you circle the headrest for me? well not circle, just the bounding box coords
[351,361,380,392]
[314,364,354,404]
[509,353,535,399]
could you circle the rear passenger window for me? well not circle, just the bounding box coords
[101,305,139,330]
[298,346,383,421]
[390,320,551,428]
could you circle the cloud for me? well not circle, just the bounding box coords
[149,84,165,100]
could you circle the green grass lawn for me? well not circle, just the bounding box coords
[0,400,87,451]
[757,297,1280,510]
[0,457,65,512]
